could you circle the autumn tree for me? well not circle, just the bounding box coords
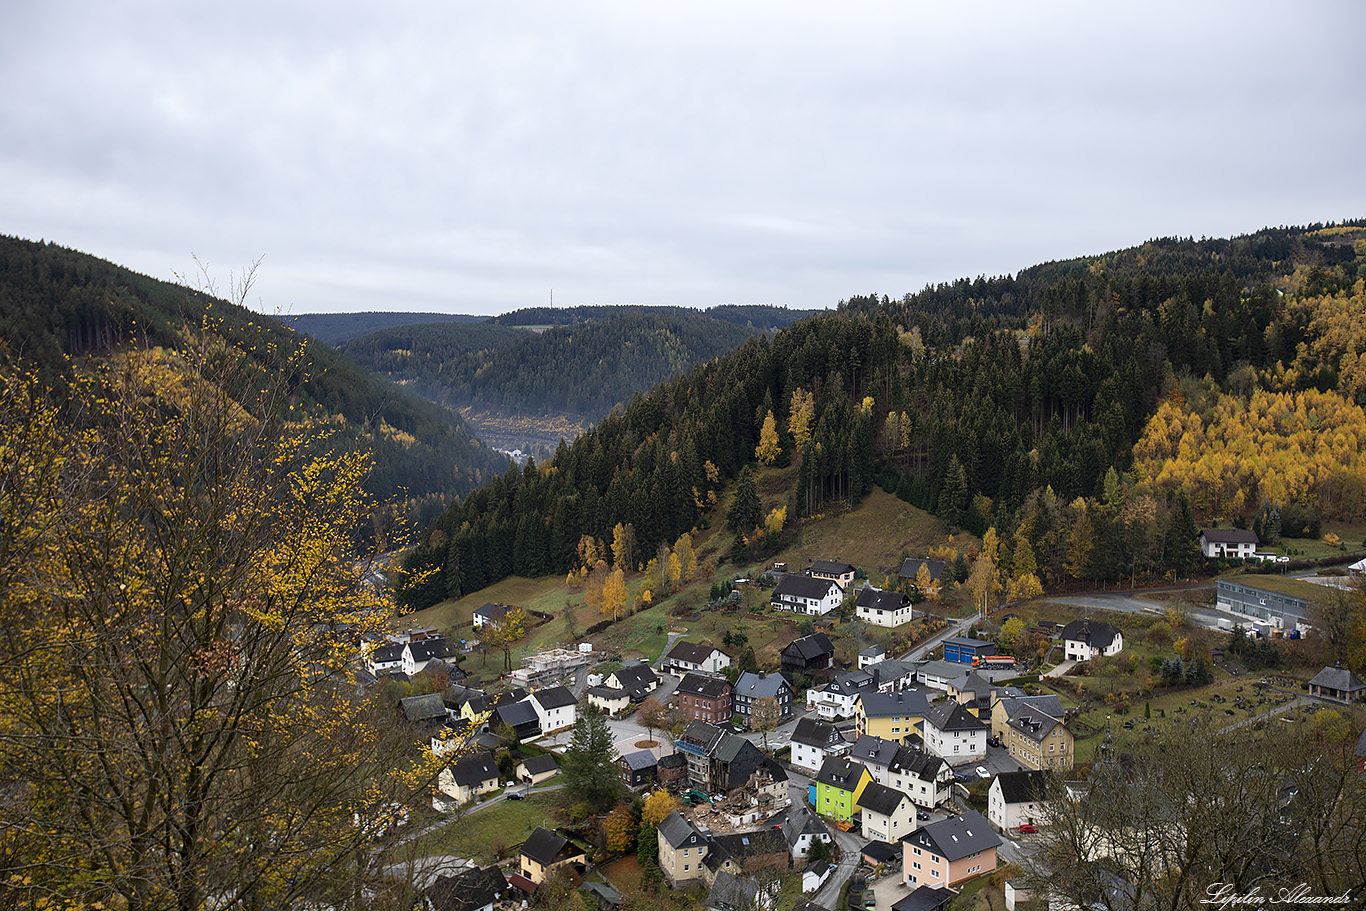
[641,789,681,829]
[612,522,637,573]
[603,804,639,854]
[755,409,781,464]
[789,387,815,451]
[749,696,782,751]
[0,326,446,911]
[967,527,1003,617]
[601,567,628,620]
[485,606,529,672]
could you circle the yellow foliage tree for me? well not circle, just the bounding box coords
[755,410,781,464]
[915,562,940,601]
[789,387,816,451]
[0,333,447,909]
[674,532,696,583]
[641,789,681,828]
[765,506,786,535]
[601,567,628,620]
[612,522,637,572]
[603,804,637,854]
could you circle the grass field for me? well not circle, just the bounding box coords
[408,790,564,864]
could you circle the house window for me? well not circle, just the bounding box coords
[913,862,921,870]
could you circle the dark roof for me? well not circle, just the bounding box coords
[678,673,731,699]
[474,602,510,621]
[860,644,887,659]
[862,840,900,864]
[783,633,835,661]
[856,586,911,613]
[657,810,707,849]
[782,803,827,846]
[815,756,868,791]
[621,749,657,771]
[532,686,578,710]
[680,720,727,751]
[925,700,987,733]
[583,882,622,908]
[400,693,447,723]
[666,640,721,665]
[791,717,842,749]
[1059,619,1122,651]
[371,642,405,663]
[521,826,579,866]
[610,664,658,690]
[496,700,540,728]
[1309,666,1366,692]
[858,691,931,718]
[948,672,993,696]
[450,751,499,788]
[1201,528,1259,544]
[891,885,957,911]
[856,781,909,817]
[587,685,629,700]
[519,753,559,775]
[423,866,510,911]
[899,558,945,581]
[889,746,948,782]
[995,694,1065,721]
[659,752,687,769]
[774,575,841,600]
[710,828,787,861]
[408,637,450,662]
[943,636,993,649]
[908,810,1000,862]
[810,560,855,576]
[851,735,902,768]
[825,670,876,697]
[734,671,789,700]
[995,769,1051,804]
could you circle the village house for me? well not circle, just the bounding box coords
[781,633,837,681]
[850,736,956,808]
[1308,665,1366,705]
[807,669,878,720]
[418,866,510,911]
[1199,528,1260,559]
[856,690,932,745]
[903,810,1000,889]
[859,644,887,669]
[808,559,856,590]
[657,811,711,886]
[663,640,733,676]
[528,686,578,733]
[790,716,851,774]
[472,602,511,629]
[771,575,844,616]
[1060,619,1124,662]
[493,699,542,741]
[1003,704,1074,771]
[922,700,988,762]
[518,826,586,887]
[677,721,728,790]
[782,803,833,863]
[620,750,658,789]
[857,781,918,843]
[402,636,451,676]
[990,694,1066,742]
[814,755,873,825]
[434,751,500,808]
[987,769,1050,832]
[856,585,915,628]
[733,671,792,725]
[515,753,560,785]
[899,558,946,588]
[677,673,733,725]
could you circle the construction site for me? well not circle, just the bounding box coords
[506,646,591,689]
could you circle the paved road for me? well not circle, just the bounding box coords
[812,826,865,910]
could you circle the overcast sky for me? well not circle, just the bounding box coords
[3,1,1363,317]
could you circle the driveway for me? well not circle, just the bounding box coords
[811,826,865,910]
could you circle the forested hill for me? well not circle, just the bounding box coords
[342,309,760,424]
[490,303,823,332]
[284,311,487,346]
[399,221,1366,610]
[0,235,510,530]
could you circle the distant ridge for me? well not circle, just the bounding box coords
[285,311,488,345]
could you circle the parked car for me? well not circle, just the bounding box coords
[975,766,991,779]
[506,791,525,800]
[917,810,931,821]
[1019,823,1038,834]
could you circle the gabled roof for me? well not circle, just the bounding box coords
[400,693,447,722]
[791,717,843,750]
[815,755,869,791]
[783,633,835,661]
[860,644,887,660]
[665,640,723,665]
[856,780,909,817]
[474,602,510,621]
[680,720,727,752]
[531,686,578,710]
[423,866,510,911]
[913,659,966,680]
[868,660,912,685]
[995,769,1051,805]
[521,826,581,866]
[610,664,658,690]
[496,700,540,728]
[710,828,787,862]
[734,671,789,700]
[947,672,993,696]
[1006,705,1064,742]
[621,749,657,771]
[924,700,987,733]
[889,746,948,782]
[851,735,901,768]
[371,642,405,663]
[899,558,945,581]
[657,810,707,849]
[774,575,841,600]
[659,752,686,769]
[810,560,855,576]
[891,885,957,911]
[826,670,876,696]
[519,753,559,775]
[1309,665,1366,692]
[678,672,731,700]
[995,694,1065,721]
[407,637,450,662]
[1059,619,1121,650]
[856,586,911,612]
[858,690,931,718]
[908,810,1000,862]
[449,750,499,788]
[782,803,827,846]
[1200,528,1259,544]
[862,840,900,865]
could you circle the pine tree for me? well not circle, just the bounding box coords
[561,706,621,811]
[727,466,761,534]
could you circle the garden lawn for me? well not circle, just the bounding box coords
[407,791,562,864]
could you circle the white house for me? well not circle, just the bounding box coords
[857,781,918,844]
[808,560,856,591]
[987,770,1050,832]
[1199,528,1259,559]
[850,736,954,808]
[790,717,850,774]
[859,644,887,670]
[402,637,450,677]
[472,602,511,629]
[434,751,500,808]
[1060,620,1123,662]
[528,686,578,733]
[365,641,405,677]
[781,803,833,862]
[662,640,732,676]
[856,585,914,628]
[922,701,987,763]
[771,574,844,616]
[807,670,877,720]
